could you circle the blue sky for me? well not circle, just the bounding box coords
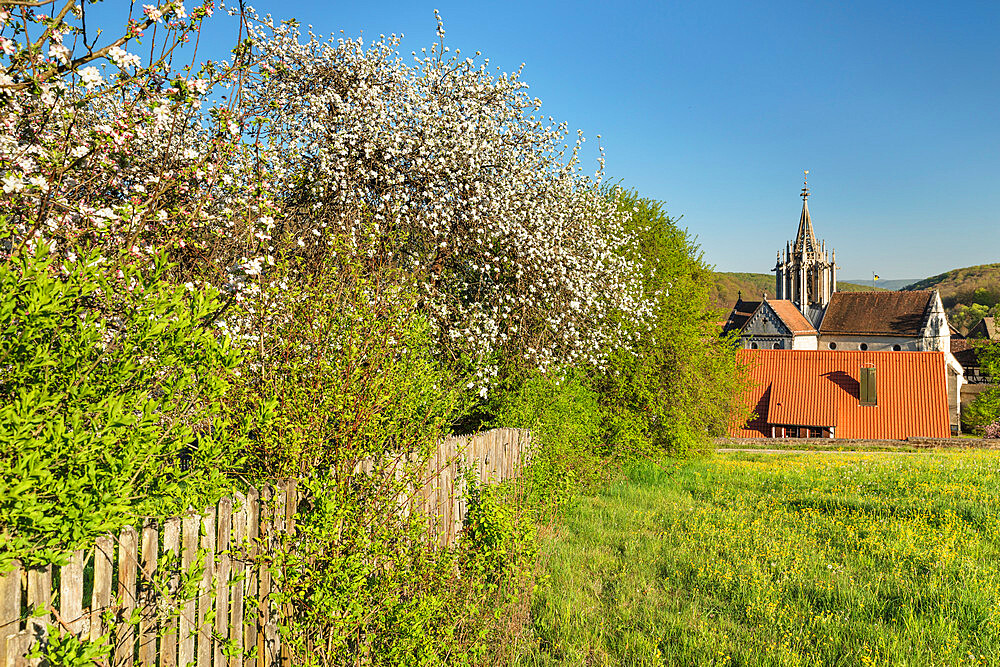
[97,1,1000,279]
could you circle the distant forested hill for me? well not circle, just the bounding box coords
[711,272,880,311]
[840,278,917,291]
[900,263,1000,333]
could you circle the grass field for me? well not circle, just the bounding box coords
[519,452,1000,666]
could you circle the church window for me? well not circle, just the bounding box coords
[750,342,759,349]
[892,344,901,351]
[828,342,837,350]
[773,343,781,349]
[860,343,869,351]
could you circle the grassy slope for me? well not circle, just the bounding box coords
[711,272,881,311]
[520,453,1000,665]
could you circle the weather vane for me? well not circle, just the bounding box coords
[801,170,810,199]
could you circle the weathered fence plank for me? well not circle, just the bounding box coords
[255,486,273,667]
[243,487,260,667]
[115,526,138,667]
[274,481,297,667]
[196,507,216,667]
[214,497,233,667]
[138,522,159,666]
[178,514,200,667]
[0,560,21,667]
[266,485,286,667]
[90,536,114,643]
[229,493,247,667]
[59,550,85,637]
[5,631,32,667]
[26,565,51,667]
[161,517,181,667]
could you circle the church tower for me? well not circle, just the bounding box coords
[773,172,837,326]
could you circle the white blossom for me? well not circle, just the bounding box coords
[2,174,24,193]
[78,67,103,89]
[107,46,141,69]
[48,44,71,64]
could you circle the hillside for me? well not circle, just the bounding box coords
[900,263,1000,301]
[711,272,881,311]
[840,278,917,291]
[900,263,1000,332]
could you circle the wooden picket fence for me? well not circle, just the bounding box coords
[0,428,531,667]
[413,427,532,547]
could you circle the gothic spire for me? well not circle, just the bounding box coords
[793,170,818,255]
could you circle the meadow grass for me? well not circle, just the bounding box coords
[519,451,1000,666]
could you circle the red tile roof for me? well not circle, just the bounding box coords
[731,350,950,439]
[767,374,837,427]
[819,291,934,336]
[767,300,817,335]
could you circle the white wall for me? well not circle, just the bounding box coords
[791,334,818,350]
[817,335,916,351]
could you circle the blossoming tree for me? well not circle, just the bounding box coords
[241,12,651,388]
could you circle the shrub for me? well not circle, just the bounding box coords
[460,472,536,587]
[963,341,1000,434]
[487,369,606,513]
[595,188,748,456]
[226,256,526,664]
[0,241,247,570]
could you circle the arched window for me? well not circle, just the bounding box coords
[750,342,759,349]
[773,342,781,349]
[892,344,901,351]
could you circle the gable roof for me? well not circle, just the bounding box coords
[722,298,817,337]
[819,291,935,337]
[767,300,817,335]
[721,299,760,335]
[730,350,950,439]
[950,337,981,370]
[968,317,998,340]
